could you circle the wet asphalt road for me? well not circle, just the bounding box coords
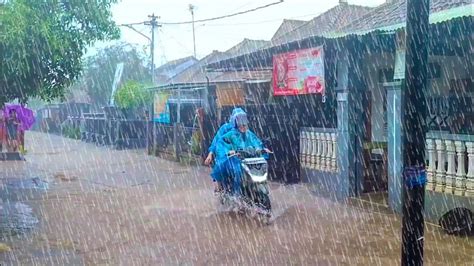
[0,132,473,265]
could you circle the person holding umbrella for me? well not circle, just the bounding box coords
[3,104,35,154]
[6,109,21,152]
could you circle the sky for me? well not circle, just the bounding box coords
[92,0,386,67]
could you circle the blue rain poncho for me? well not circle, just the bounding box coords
[215,129,264,162]
[211,113,264,196]
[208,107,246,160]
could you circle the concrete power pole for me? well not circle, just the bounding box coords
[144,14,160,155]
[120,14,163,155]
[145,13,160,84]
[189,4,197,58]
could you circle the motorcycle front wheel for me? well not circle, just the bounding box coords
[258,191,271,211]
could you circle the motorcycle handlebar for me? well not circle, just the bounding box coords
[227,149,273,158]
[227,152,240,158]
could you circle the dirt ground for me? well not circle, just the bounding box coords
[0,132,473,265]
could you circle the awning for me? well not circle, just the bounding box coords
[207,3,473,70]
[326,4,474,38]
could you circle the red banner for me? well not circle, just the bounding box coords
[272,47,325,96]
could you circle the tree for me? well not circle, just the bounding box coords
[114,80,152,110]
[71,42,151,108]
[0,0,119,105]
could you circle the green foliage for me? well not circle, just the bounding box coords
[114,80,152,110]
[191,131,202,155]
[0,0,119,105]
[61,125,81,139]
[27,97,58,110]
[72,43,151,107]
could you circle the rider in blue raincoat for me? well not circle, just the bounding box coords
[205,108,246,166]
[212,111,268,196]
[205,108,248,191]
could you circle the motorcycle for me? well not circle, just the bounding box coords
[216,148,273,223]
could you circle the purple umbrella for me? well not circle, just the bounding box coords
[3,104,36,131]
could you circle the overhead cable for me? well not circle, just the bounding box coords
[119,1,283,27]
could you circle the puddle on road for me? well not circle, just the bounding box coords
[1,177,49,202]
[5,177,49,190]
[0,202,39,238]
[0,177,49,239]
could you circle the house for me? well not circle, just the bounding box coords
[325,0,473,220]
[206,0,376,183]
[148,39,275,160]
[152,38,272,123]
[205,0,474,221]
[150,38,273,120]
[209,1,374,70]
[154,56,199,86]
[267,2,372,47]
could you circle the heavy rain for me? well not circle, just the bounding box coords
[0,0,473,265]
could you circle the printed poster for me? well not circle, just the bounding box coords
[273,47,325,96]
[153,92,171,123]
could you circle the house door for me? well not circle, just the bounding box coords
[362,88,389,194]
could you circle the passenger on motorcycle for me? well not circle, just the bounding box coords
[205,108,247,192]
[212,112,270,197]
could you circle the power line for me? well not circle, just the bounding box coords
[117,1,286,64]
[195,12,322,27]
[158,28,194,56]
[159,0,284,25]
[156,32,168,66]
[120,1,283,27]
[227,1,254,13]
[119,14,161,84]
[121,24,151,41]
[120,21,147,26]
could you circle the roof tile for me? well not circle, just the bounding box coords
[341,0,472,33]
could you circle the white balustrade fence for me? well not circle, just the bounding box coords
[426,133,474,197]
[300,128,338,173]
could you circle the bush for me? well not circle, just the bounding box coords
[114,80,152,110]
[62,125,81,139]
[190,131,202,155]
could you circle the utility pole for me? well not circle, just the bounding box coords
[121,13,158,155]
[148,14,160,155]
[189,4,197,58]
[145,13,160,84]
[400,0,430,265]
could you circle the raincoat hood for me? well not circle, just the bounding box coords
[208,108,247,156]
[234,113,249,128]
[229,108,246,125]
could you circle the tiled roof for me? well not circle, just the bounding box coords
[219,38,270,61]
[168,51,272,85]
[170,51,227,84]
[154,56,197,73]
[340,0,472,33]
[271,19,307,41]
[269,4,373,46]
[154,56,199,85]
[205,1,472,71]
